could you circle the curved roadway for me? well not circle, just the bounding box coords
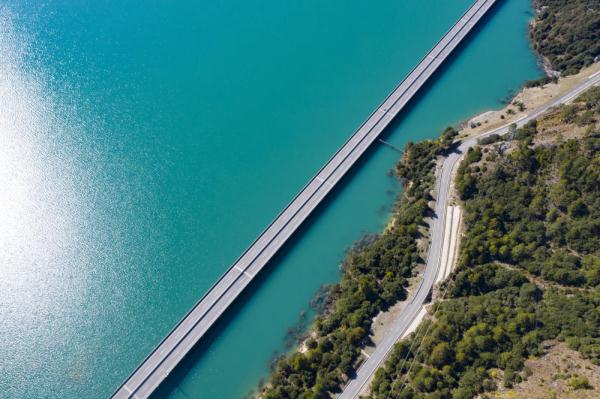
[338,70,600,399]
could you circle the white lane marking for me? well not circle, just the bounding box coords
[316,176,334,187]
[234,265,254,278]
[561,79,600,105]
[123,385,140,399]
[589,70,600,80]
[426,54,443,62]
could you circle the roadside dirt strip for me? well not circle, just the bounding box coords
[435,205,462,285]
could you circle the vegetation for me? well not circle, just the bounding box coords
[567,375,593,390]
[523,75,558,88]
[368,87,600,398]
[477,133,502,146]
[260,128,459,399]
[530,0,600,75]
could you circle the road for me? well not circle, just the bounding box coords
[337,69,600,399]
[111,1,500,397]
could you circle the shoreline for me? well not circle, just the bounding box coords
[460,61,600,140]
[257,0,600,392]
[375,62,600,346]
[369,60,600,353]
[352,62,600,398]
[259,59,600,398]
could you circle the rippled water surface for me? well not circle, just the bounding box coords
[0,1,540,397]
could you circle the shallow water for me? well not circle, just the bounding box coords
[0,1,540,397]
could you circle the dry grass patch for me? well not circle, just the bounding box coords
[490,341,600,399]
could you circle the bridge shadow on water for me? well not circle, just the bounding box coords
[150,2,503,397]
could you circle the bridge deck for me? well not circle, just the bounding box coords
[112,0,497,397]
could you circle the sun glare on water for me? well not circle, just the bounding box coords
[0,8,98,379]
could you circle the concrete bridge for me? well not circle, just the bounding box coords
[112,0,498,397]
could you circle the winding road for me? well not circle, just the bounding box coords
[111,1,500,397]
[338,70,600,399]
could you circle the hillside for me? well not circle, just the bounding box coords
[368,87,600,399]
[530,0,600,75]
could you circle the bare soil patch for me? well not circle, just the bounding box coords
[459,62,600,140]
[489,341,600,399]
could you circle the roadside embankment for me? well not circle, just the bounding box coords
[461,62,600,139]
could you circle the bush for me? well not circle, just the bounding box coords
[567,375,593,390]
[524,76,558,88]
[478,133,503,145]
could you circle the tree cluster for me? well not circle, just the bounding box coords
[456,92,600,289]
[261,128,460,399]
[368,87,600,399]
[530,0,600,75]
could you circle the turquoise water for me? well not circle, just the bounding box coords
[0,0,540,398]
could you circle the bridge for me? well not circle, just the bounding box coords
[112,0,498,397]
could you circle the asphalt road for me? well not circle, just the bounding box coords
[111,1,499,397]
[337,70,600,399]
